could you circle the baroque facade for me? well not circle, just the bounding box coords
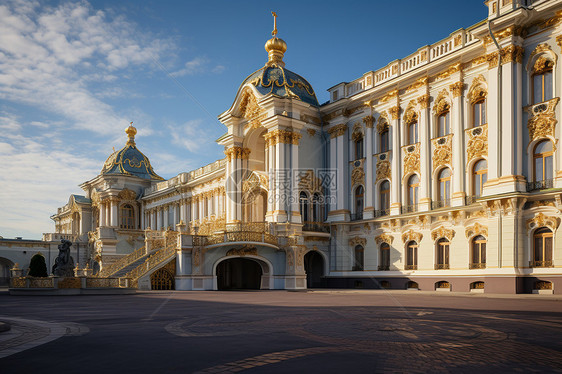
[2,0,562,293]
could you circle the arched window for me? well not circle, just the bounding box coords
[379,243,390,271]
[470,235,486,269]
[437,108,450,137]
[299,192,309,223]
[473,160,487,198]
[380,128,389,153]
[435,238,450,269]
[532,228,553,267]
[354,137,364,160]
[533,140,553,183]
[353,245,364,271]
[379,180,390,214]
[312,193,321,222]
[473,99,486,127]
[408,121,418,145]
[408,174,419,210]
[120,204,135,229]
[438,168,452,206]
[532,59,553,104]
[405,241,418,270]
[353,186,364,220]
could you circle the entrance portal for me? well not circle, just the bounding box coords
[217,258,263,290]
[304,251,324,288]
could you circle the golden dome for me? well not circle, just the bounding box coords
[264,11,287,67]
[125,122,137,145]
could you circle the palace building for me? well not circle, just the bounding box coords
[2,0,562,294]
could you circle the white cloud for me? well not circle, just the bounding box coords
[170,57,225,77]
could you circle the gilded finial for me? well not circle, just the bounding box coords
[271,11,277,37]
[126,121,137,146]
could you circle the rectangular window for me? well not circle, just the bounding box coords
[381,131,389,153]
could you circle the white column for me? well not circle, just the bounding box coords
[336,132,347,214]
[110,199,118,227]
[267,142,275,220]
[290,138,301,224]
[451,82,465,207]
[274,141,287,221]
[100,202,106,227]
[329,137,338,214]
[390,106,401,215]
[418,98,431,212]
[364,117,374,219]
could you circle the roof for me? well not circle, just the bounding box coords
[101,144,163,180]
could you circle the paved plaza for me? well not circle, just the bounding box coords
[1,290,562,373]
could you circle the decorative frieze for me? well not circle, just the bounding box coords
[526,213,560,231]
[349,237,367,247]
[402,229,422,243]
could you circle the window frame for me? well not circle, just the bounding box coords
[435,238,450,269]
[120,204,135,229]
[533,140,554,182]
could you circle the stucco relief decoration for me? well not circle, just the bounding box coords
[239,91,264,129]
[349,237,367,247]
[501,45,524,64]
[401,229,422,243]
[527,43,557,72]
[526,213,561,232]
[467,75,487,104]
[375,233,394,245]
[406,77,428,93]
[226,247,258,256]
[327,124,347,139]
[306,128,316,137]
[450,82,464,98]
[466,124,488,164]
[376,113,389,134]
[376,154,391,182]
[432,134,453,172]
[433,89,450,115]
[435,62,461,81]
[389,106,400,121]
[263,129,301,146]
[224,146,251,161]
[379,89,398,104]
[91,190,100,208]
[417,94,430,110]
[527,98,559,143]
[465,222,488,239]
[362,115,374,128]
[118,188,137,201]
[403,100,418,124]
[351,166,365,187]
[403,143,420,177]
[298,170,323,194]
[431,226,455,242]
[351,123,364,142]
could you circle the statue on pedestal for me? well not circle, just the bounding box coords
[52,239,75,277]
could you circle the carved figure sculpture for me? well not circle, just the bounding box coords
[52,239,75,277]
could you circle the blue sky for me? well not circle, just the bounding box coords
[0,0,486,239]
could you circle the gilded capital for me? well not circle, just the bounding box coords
[450,82,464,98]
[327,124,347,138]
[389,106,400,120]
[362,115,374,128]
[224,146,251,161]
[417,94,430,109]
[501,45,524,65]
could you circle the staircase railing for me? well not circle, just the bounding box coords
[98,246,147,277]
[126,231,179,286]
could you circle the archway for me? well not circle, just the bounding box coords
[0,257,14,287]
[304,251,324,288]
[216,258,263,290]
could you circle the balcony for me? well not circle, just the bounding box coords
[527,179,554,192]
[378,265,390,271]
[530,260,554,268]
[434,263,450,270]
[352,265,364,271]
[401,204,418,214]
[469,262,486,269]
[465,195,480,205]
[431,199,450,210]
[302,222,330,233]
[350,212,363,221]
[404,264,417,270]
[374,209,390,218]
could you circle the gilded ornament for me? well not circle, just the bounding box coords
[435,62,462,81]
[375,233,394,245]
[327,124,348,139]
[306,128,316,137]
[406,77,428,93]
[298,170,323,193]
[431,226,455,242]
[466,124,488,163]
[351,166,365,187]
[432,134,453,172]
[450,82,464,98]
[417,94,430,110]
[470,55,487,66]
[362,115,374,128]
[526,213,561,231]
[376,155,391,183]
[351,124,363,142]
[403,143,420,177]
[379,89,398,103]
[501,45,524,65]
[433,89,450,115]
[263,129,300,146]
[527,98,559,142]
[376,114,389,134]
[467,75,487,105]
[487,52,499,69]
[118,188,137,201]
[389,106,400,120]
[226,247,258,256]
[528,43,557,68]
[403,102,418,125]
[402,229,422,244]
[349,237,367,247]
[465,222,488,239]
[224,147,251,161]
[454,34,462,47]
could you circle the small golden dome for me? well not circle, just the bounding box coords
[125,122,137,145]
[265,37,287,67]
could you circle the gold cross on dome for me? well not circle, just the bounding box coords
[271,11,278,37]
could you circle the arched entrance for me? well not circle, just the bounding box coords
[216,258,263,290]
[304,251,324,288]
[0,257,14,287]
[150,268,175,290]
